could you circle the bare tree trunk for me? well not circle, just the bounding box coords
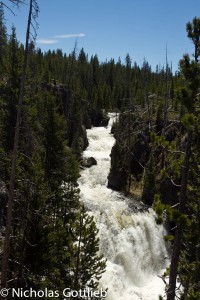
[126,109,131,195]
[163,46,168,135]
[167,130,193,300]
[0,0,33,290]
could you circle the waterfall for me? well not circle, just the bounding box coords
[78,113,168,300]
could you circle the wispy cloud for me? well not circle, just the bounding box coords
[54,33,86,38]
[36,33,85,45]
[37,39,58,44]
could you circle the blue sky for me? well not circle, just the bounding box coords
[4,0,200,71]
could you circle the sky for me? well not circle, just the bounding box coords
[3,0,200,71]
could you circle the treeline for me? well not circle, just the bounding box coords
[108,18,200,300]
[27,50,177,112]
[30,50,176,112]
[1,9,178,114]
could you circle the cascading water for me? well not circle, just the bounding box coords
[78,113,168,300]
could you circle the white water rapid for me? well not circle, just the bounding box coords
[78,113,168,300]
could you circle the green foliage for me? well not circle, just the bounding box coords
[72,206,106,291]
[152,17,200,300]
[0,19,107,292]
[2,26,22,153]
[153,194,165,216]
[164,235,174,242]
[0,4,7,79]
[186,17,200,61]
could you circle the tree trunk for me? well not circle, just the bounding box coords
[167,130,193,300]
[0,0,33,290]
[73,210,83,293]
[163,47,168,135]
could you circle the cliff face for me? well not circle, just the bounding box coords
[89,109,110,127]
[108,113,150,192]
[108,111,182,206]
[107,142,128,191]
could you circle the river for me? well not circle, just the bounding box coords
[78,113,168,300]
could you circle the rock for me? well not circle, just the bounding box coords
[126,196,149,213]
[101,114,110,126]
[81,157,97,168]
[107,170,127,191]
[82,111,92,129]
[80,125,89,150]
[90,109,110,127]
[107,142,128,191]
[129,137,150,177]
[159,177,179,206]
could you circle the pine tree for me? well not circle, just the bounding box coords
[167,18,200,300]
[72,206,106,292]
[0,4,7,81]
[1,0,39,289]
[2,25,22,153]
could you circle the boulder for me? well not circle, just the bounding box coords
[107,170,127,191]
[81,157,97,168]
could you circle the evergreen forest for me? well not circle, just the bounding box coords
[0,1,199,299]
